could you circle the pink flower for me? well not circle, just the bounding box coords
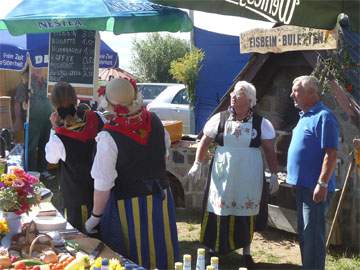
[12,179,25,188]
[0,169,40,214]
[245,199,254,209]
[22,185,34,194]
[12,168,26,178]
[15,202,30,215]
[16,188,27,197]
[23,174,39,185]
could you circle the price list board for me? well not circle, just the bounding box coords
[48,30,96,86]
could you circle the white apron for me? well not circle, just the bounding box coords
[207,117,263,216]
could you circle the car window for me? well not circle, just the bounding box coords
[137,85,167,99]
[172,89,189,105]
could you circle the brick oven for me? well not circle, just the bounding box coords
[166,49,360,249]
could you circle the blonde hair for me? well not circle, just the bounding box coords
[233,81,257,107]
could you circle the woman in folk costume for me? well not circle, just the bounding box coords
[187,81,279,268]
[45,81,104,231]
[85,78,177,270]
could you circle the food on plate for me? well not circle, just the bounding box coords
[0,255,12,268]
[40,250,58,264]
[13,258,44,266]
[64,254,90,270]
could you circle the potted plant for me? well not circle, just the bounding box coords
[0,167,42,247]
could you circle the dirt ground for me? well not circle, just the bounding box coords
[251,230,301,266]
[176,208,302,270]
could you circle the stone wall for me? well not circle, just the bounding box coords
[166,140,211,209]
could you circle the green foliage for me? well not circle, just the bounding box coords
[0,188,20,212]
[311,50,355,94]
[130,33,190,82]
[169,48,204,106]
[311,28,357,95]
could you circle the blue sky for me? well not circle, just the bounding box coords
[100,11,272,71]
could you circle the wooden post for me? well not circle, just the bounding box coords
[326,156,355,248]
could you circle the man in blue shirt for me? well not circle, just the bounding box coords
[287,76,339,270]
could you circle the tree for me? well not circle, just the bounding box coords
[169,48,204,106]
[130,33,190,82]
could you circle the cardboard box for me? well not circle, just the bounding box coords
[162,120,183,143]
[0,96,12,130]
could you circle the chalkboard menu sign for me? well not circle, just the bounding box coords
[48,30,95,86]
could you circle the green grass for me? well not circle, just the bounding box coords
[326,252,360,270]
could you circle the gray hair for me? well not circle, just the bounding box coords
[233,81,257,107]
[293,76,320,95]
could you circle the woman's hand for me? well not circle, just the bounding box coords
[187,135,213,184]
[49,111,60,129]
[269,174,279,195]
[85,215,101,234]
[187,161,202,183]
[87,190,111,233]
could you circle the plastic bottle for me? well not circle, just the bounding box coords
[7,143,23,172]
[183,254,192,270]
[124,263,137,270]
[101,258,109,270]
[210,257,219,270]
[195,248,205,270]
[175,262,183,270]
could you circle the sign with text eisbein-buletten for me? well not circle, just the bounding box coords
[240,25,338,54]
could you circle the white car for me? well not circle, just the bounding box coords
[146,83,192,134]
[137,83,179,106]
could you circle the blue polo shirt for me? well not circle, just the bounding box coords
[287,101,339,192]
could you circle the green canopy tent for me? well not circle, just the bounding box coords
[155,0,360,32]
[0,0,192,35]
[0,0,192,171]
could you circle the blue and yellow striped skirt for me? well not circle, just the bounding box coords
[200,211,255,255]
[101,188,179,270]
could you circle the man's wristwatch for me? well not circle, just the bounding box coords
[92,212,103,218]
[317,180,328,188]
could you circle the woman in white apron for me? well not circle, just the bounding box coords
[188,81,279,268]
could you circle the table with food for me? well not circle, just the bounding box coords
[0,167,141,270]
